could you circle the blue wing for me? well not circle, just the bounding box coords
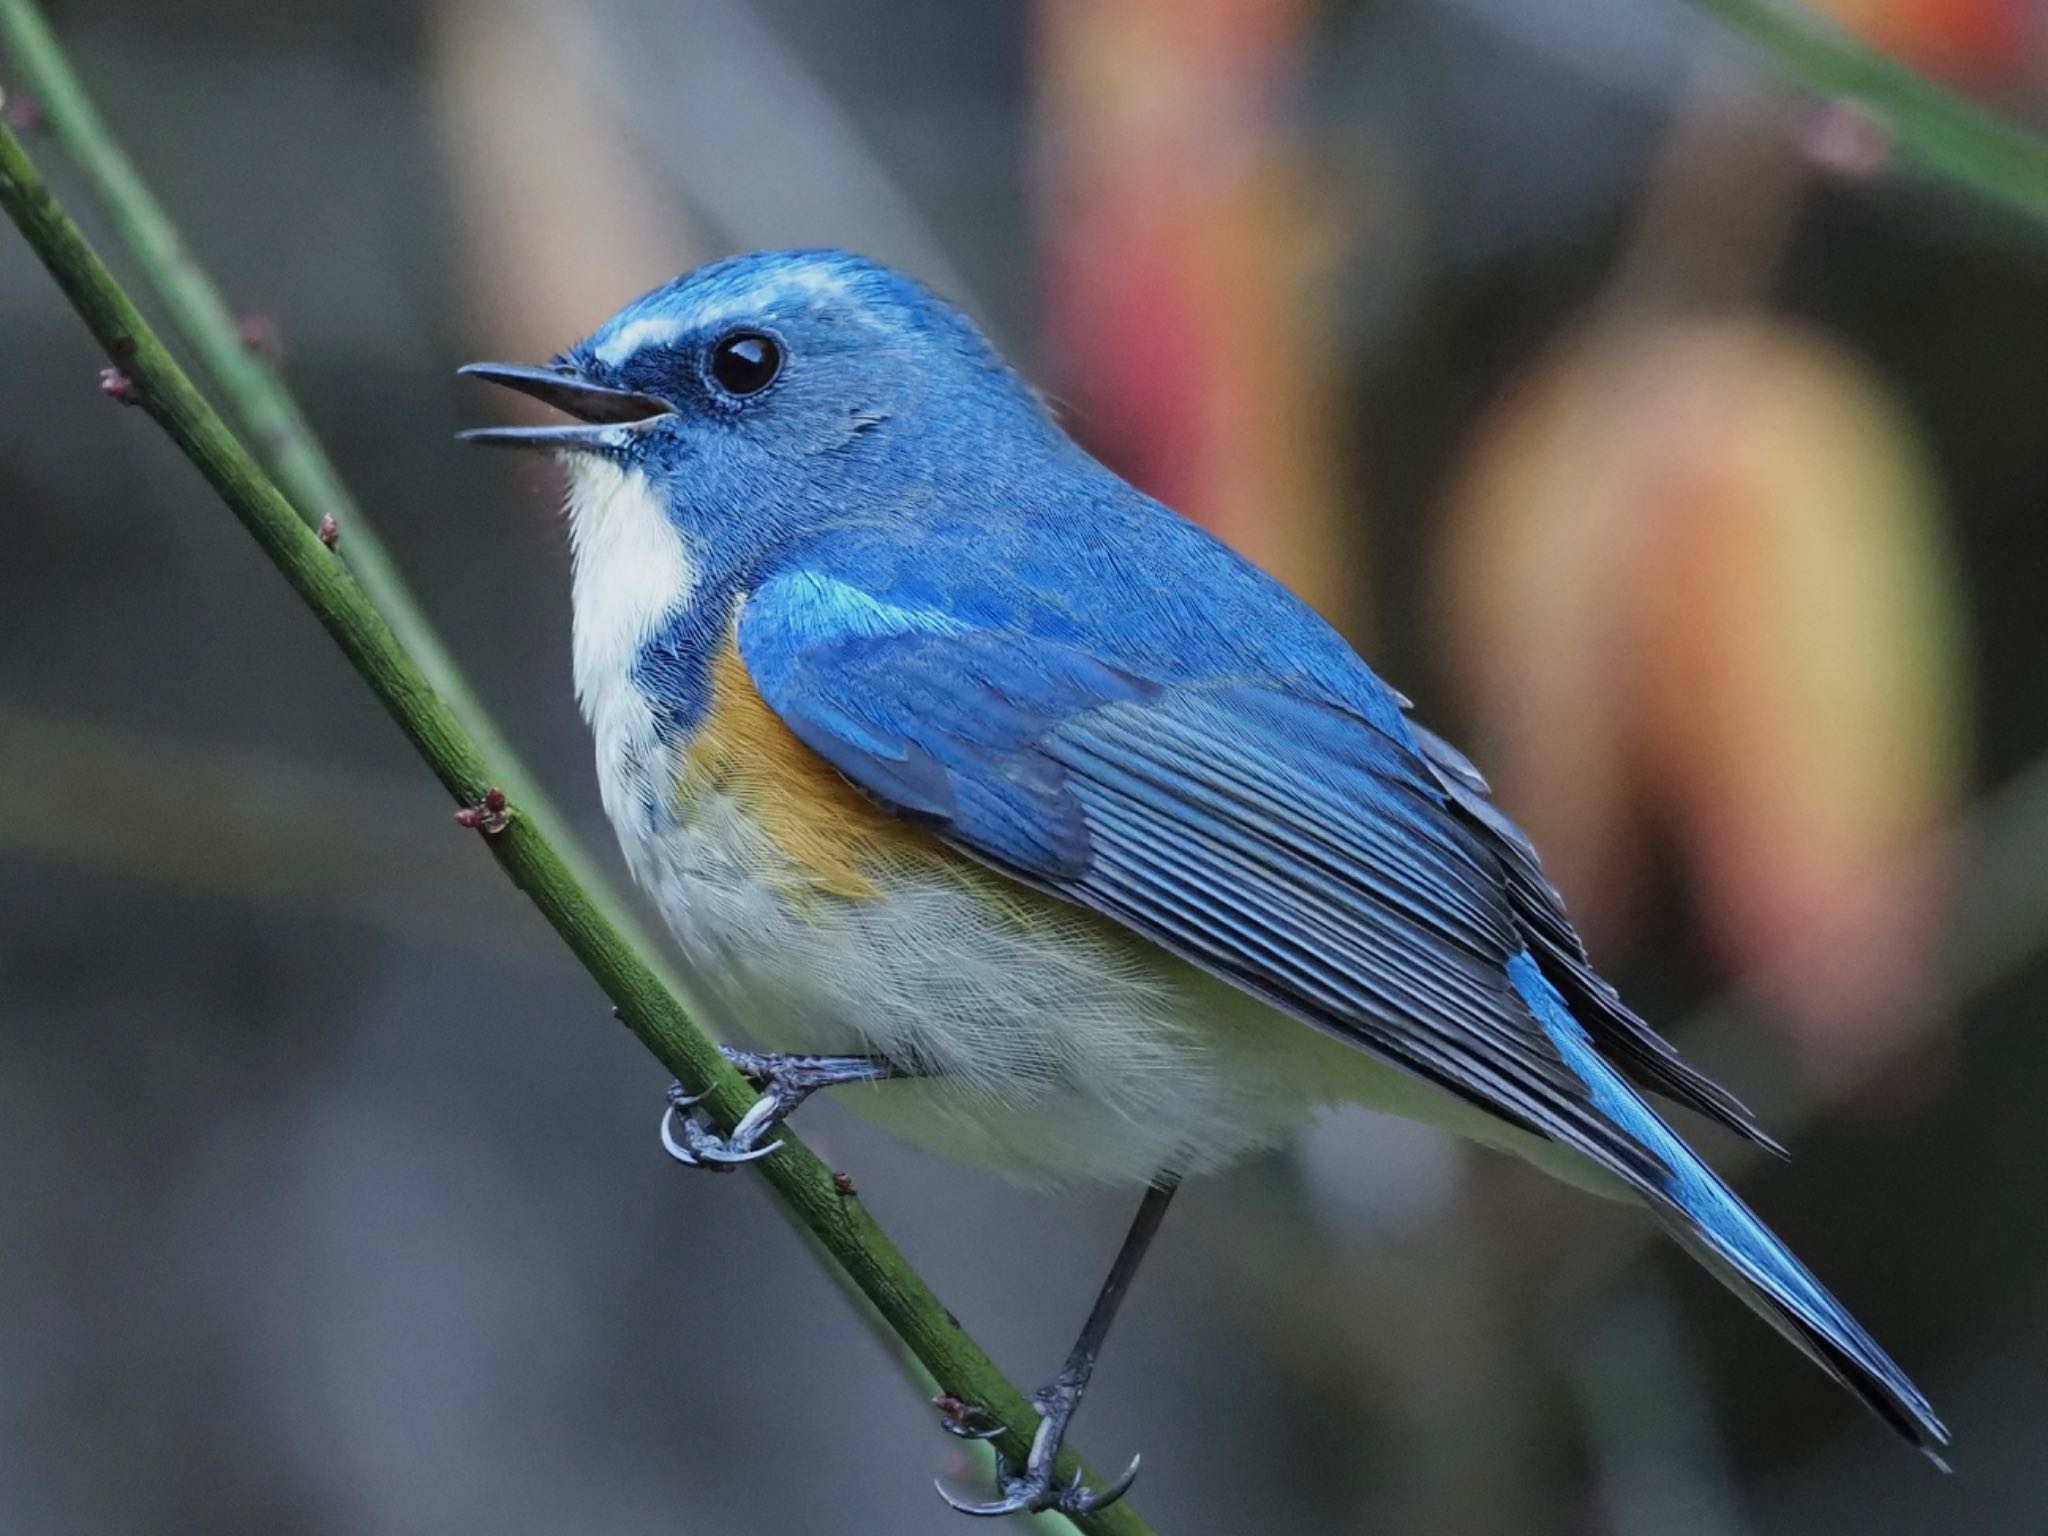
[1408,723,1786,1154]
[738,569,1758,1155]
[737,565,1945,1455]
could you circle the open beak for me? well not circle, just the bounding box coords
[458,362,674,451]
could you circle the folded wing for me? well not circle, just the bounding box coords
[739,571,1756,1165]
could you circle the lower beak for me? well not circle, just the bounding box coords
[458,362,674,451]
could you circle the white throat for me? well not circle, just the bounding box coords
[559,455,697,862]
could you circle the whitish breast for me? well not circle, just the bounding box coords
[559,454,698,888]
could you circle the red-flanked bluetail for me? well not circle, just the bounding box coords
[463,251,1949,1517]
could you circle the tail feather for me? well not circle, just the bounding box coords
[1664,1227,1950,1465]
[1507,953,1949,1459]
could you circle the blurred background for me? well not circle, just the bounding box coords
[2,0,2044,1530]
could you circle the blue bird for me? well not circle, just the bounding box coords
[462,249,1947,1514]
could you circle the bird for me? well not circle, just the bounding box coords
[461,248,1948,1515]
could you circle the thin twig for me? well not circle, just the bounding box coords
[0,117,1153,1536]
[1683,0,2048,228]
[0,0,669,982]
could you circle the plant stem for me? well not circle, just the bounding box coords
[1683,0,2048,227]
[0,0,670,981]
[0,118,1150,1536]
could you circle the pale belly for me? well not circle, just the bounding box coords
[622,787,1345,1186]
[619,784,1582,1189]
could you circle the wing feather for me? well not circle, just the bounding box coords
[1408,724,1783,1153]
[736,573,1740,1188]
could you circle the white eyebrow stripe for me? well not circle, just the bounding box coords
[591,265,876,367]
[593,316,690,366]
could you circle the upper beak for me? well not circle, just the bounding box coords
[457,362,674,451]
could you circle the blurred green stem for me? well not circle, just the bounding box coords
[0,0,671,976]
[1684,0,2048,226]
[0,113,1144,1536]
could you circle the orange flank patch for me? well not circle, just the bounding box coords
[676,627,945,902]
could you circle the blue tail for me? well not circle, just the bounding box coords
[1507,952,1949,1460]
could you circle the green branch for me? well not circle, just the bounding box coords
[1684,0,2048,226]
[0,114,1150,1536]
[0,0,671,983]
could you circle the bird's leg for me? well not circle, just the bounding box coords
[661,1047,916,1168]
[937,1175,1180,1518]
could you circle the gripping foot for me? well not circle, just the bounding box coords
[660,1048,910,1169]
[934,1386,1142,1517]
[933,1178,1179,1518]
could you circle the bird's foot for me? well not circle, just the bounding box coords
[659,1048,907,1169]
[934,1381,1141,1518]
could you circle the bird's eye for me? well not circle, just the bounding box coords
[708,330,783,397]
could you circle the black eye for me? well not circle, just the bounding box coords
[709,331,782,397]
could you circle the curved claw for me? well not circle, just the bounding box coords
[666,1080,712,1111]
[938,1416,1006,1443]
[658,1103,702,1166]
[933,1477,1035,1519]
[693,1135,783,1166]
[727,1094,790,1151]
[1061,1452,1141,1515]
[932,1450,1141,1519]
[660,1100,783,1169]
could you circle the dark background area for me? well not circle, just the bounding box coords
[4,1,2045,1531]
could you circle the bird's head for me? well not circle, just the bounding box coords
[462,249,1056,557]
